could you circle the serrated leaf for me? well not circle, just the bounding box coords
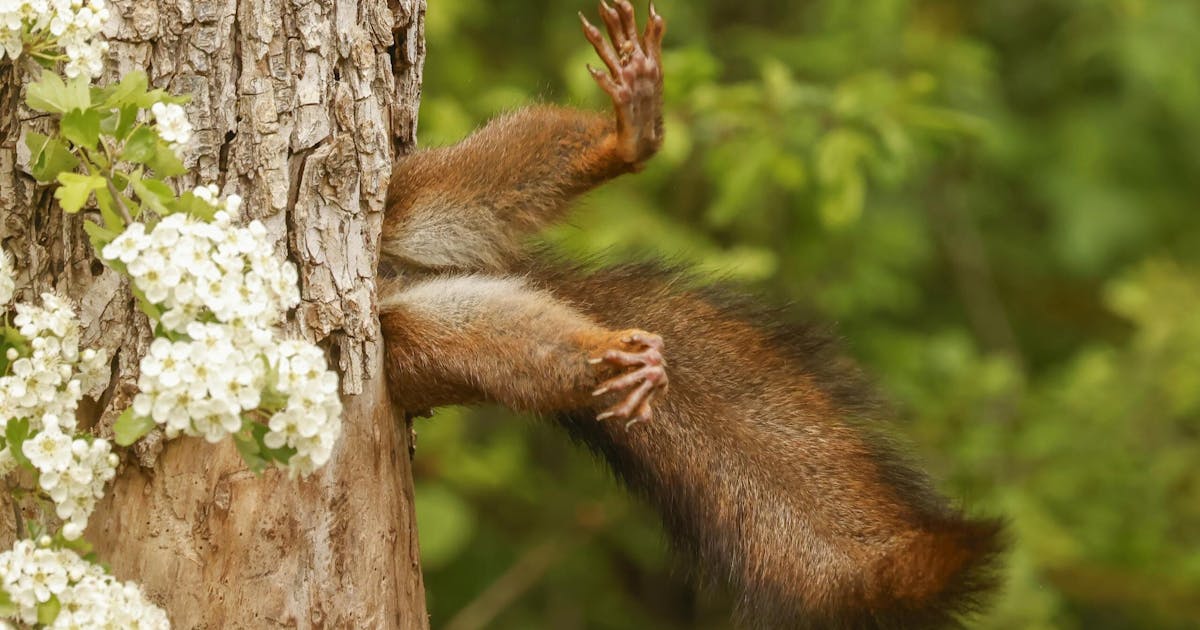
[37,595,61,626]
[98,70,148,109]
[25,69,70,113]
[28,136,80,183]
[121,126,157,164]
[26,70,91,114]
[60,108,102,150]
[113,408,156,446]
[5,418,32,469]
[54,173,105,213]
[25,130,49,162]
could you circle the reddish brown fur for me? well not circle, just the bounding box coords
[382,108,630,272]
[378,3,1003,627]
[519,262,1004,629]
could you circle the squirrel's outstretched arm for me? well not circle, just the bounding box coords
[379,274,666,424]
[382,1,664,272]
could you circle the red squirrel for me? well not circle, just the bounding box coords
[378,2,1004,627]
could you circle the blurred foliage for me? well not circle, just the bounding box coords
[410,0,1200,627]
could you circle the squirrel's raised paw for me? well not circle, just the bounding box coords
[589,330,668,428]
[578,1,665,166]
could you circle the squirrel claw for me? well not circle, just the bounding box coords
[581,0,665,166]
[592,330,667,427]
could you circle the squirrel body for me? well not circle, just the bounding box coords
[378,3,1003,628]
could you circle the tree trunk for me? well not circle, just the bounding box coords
[0,0,429,627]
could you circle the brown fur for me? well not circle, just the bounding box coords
[383,107,628,272]
[522,261,1005,629]
[377,3,1003,625]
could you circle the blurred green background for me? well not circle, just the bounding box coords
[409,0,1200,628]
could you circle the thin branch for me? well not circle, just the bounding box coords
[105,177,134,226]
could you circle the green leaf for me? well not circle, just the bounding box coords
[25,130,49,161]
[93,187,126,231]
[60,108,102,150]
[25,69,90,113]
[0,586,17,617]
[5,418,32,470]
[113,408,156,446]
[37,595,61,626]
[147,140,186,177]
[136,88,190,109]
[53,173,105,213]
[27,134,80,183]
[97,70,148,108]
[250,422,297,464]
[168,190,217,220]
[233,431,268,474]
[131,176,175,215]
[57,531,94,556]
[130,286,162,321]
[121,126,157,164]
[83,219,120,255]
[1,327,29,375]
[101,104,140,141]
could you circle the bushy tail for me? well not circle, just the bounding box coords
[531,260,1006,628]
[853,515,1006,629]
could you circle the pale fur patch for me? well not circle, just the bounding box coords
[381,274,533,326]
[380,273,602,336]
[382,202,520,271]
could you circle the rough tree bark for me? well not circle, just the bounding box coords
[0,0,429,627]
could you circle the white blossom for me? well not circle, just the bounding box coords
[23,426,72,471]
[150,102,192,150]
[0,541,169,628]
[99,213,299,333]
[262,339,343,476]
[0,292,107,433]
[0,0,111,77]
[0,248,13,304]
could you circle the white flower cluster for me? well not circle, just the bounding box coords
[23,424,118,537]
[100,204,299,332]
[129,325,342,474]
[0,0,111,79]
[150,102,192,152]
[103,197,341,475]
[0,249,13,304]
[132,324,270,443]
[0,287,115,537]
[0,540,169,629]
[0,293,109,431]
[263,340,341,475]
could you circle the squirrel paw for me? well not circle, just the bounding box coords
[589,330,668,428]
[578,0,665,166]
